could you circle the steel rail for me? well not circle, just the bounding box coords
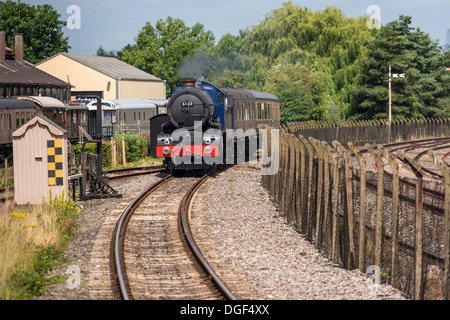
[104,165,165,175]
[107,167,166,181]
[113,174,173,300]
[179,170,237,300]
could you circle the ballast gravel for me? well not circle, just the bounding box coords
[191,164,406,300]
[34,164,406,300]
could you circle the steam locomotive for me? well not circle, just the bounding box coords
[150,79,280,171]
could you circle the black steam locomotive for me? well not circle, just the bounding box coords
[150,79,280,171]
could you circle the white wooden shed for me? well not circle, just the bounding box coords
[12,114,68,205]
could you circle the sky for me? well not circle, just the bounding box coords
[18,0,450,56]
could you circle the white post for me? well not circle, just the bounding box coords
[388,65,392,123]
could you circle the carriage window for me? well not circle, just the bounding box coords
[139,112,141,120]
[245,103,249,121]
[26,112,30,122]
[21,112,25,125]
[144,112,146,120]
[134,112,136,121]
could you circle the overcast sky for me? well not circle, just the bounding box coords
[19,0,450,55]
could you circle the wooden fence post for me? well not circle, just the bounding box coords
[380,146,400,288]
[287,135,297,223]
[321,141,332,255]
[330,148,340,263]
[348,142,368,273]
[367,147,385,271]
[310,137,324,248]
[397,151,424,300]
[122,136,126,166]
[428,150,450,299]
[298,136,307,233]
[333,140,356,270]
[300,135,315,241]
[111,138,117,168]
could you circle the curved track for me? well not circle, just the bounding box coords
[111,168,237,300]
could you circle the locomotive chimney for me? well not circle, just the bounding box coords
[0,31,5,63]
[181,78,197,88]
[15,33,23,62]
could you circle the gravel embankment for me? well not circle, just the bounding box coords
[191,164,407,300]
[34,173,165,300]
[34,164,406,300]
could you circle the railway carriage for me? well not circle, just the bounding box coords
[0,97,67,159]
[65,101,89,141]
[112,99,158,132]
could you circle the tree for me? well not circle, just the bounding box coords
[349,16,441,119]
[120,17,215,96]
[96,46,119,58]
[202,2,375,121]
[0,0,69,64]
[263,63,315,123]
[242,2,375,118]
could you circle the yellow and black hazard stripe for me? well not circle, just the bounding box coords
[47,139,63,186]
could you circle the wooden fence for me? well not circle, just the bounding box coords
[284,118,450,146]
[261,128,450,300]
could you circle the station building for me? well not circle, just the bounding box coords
[36,53,166,101]
[0,31,71,102]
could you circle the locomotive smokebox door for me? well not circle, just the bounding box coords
[12,114,68,205]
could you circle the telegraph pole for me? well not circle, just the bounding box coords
[388,65,392,123]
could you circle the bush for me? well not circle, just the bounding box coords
[0,191,82,299]
[113,131,150,163]
[71,131,151,169]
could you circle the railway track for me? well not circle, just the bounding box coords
[105,165,166,181]
[382,138,450,180]
[0,165,166,203]
[111,167,237,300]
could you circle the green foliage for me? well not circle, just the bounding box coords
[6,192,81,299]
[349,16,443,119]
[187,2,375,122]
[42,190,82,239]
[71,141,112,169]
[112,2,450,122]
[113,131,150,163]
[0,0,69,64]
[71,131,152,169]
[9,245,66,298]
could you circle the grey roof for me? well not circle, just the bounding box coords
[0,59,69,86]
[0,98,36,110]
[18,96,66,109]
[37,53,163,82]
[111,99,157,110]
[245,89,279,101]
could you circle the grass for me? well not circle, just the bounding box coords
[106,155,163,170]
[0,191,82,299]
